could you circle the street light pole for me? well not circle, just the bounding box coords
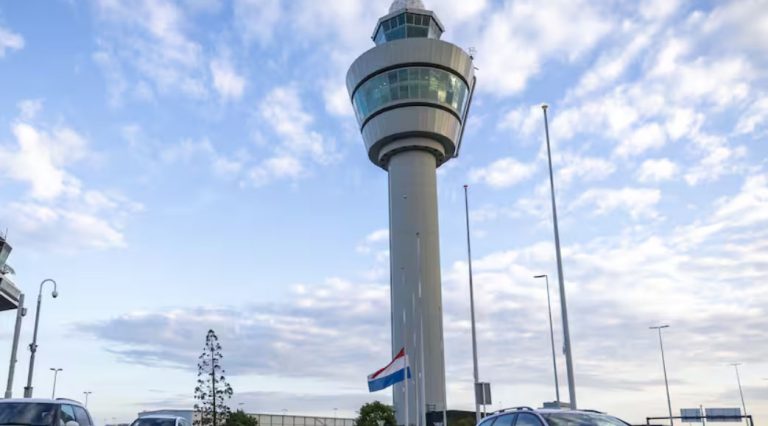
[650,325,673,426]
[730,363,747,416]
[24,279,58,398]
[541,104,577,408]
[49,368,62,399]
[463,184,482,424]
[84,391,92,407]
[534,274,560,405]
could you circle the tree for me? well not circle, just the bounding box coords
[355,402,396,426]
[194,330,234,426]
[224,411,258,426]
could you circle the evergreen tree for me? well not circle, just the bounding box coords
[194,329,234,426]
[224,410,258,426]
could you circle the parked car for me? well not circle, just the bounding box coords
[478,407,631,426]
[0,398,94,426]
[131,415,192,426]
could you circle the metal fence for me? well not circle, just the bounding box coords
[255,415,355,426]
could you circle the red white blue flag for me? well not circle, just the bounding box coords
[367,348,411,392]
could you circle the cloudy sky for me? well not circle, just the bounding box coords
[0,0,766,424]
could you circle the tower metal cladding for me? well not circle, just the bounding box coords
[346,1,476,425]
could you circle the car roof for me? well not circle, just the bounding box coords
[137,416,183,420]
[487,408,610,418]
[0,399,86,408]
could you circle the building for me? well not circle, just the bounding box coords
[346,0,475,425]
[137,410,354,426]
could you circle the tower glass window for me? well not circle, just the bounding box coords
[373,12,442,44]
[352,67,469,123]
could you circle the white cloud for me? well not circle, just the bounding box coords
[210,57,246,101]
[735,96,768,135]
[573,187,661,219]
[0,123,87,200]
[474,0,613,96]
[0,26,24,58]
[499,105,541,137]
[243,86,337,187]
[637,158,678,183]
[356,229,389,254]
[93,0,207,100]
[0,109,140,251]
[615,123,667,158]
[469,157,537,188]
[17,99,43,120]
[557,155,616,187]
[233,0,282,46]
[160,138,245,179]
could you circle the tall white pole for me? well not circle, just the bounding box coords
[536,275,560,404]
[651,326,673,426]
[463,185,482,424]
[5,293,25,398]
[541,104,577,408]
[731,363,747,417]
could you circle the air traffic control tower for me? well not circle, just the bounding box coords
[346,1,475,424]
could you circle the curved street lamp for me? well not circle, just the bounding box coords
[23,279,58,398]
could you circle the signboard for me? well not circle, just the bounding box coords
[706,408,742,422]
[475,382,492,404]
[681,409,703,423]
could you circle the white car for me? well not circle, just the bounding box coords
[0,398,94,426]
[131,415,192,426]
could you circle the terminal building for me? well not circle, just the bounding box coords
[137,410,354,426]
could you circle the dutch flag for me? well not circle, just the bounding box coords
[367,348,411,392]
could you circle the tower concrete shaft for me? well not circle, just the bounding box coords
[347,2,475,425]
[389,145,446,425]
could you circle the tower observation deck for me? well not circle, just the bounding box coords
[346,1,475,425]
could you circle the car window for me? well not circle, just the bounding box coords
[131,418,178,426]
[479,416,497,426]
[515,414,544,426]
[493,414,516,426]
[60,406,77,425]
[541,413,629,426]
[0,402,58,426]
[73,407,92,426]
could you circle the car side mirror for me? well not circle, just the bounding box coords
[66,421,80,426]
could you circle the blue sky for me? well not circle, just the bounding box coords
[0,0,766,424]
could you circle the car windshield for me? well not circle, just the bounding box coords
[0,403,57,426]
[131,419,176,426]
[542,413,629,426]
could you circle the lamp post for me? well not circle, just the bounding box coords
[534,274,560,405]
[49,368,62,399]
[83,391,92,407]
[24,279,58,398]
[730,363,747,416]
[650,325,673,426]
[541,104,577,408]
[463,185,482,423]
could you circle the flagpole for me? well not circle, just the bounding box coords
[412,292,420,426]
[416,232,427,426]
[402,270,409,426]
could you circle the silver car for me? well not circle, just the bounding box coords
[0,398,94,426]
[478,407,631,426]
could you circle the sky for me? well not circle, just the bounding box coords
[0,0,766,424]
